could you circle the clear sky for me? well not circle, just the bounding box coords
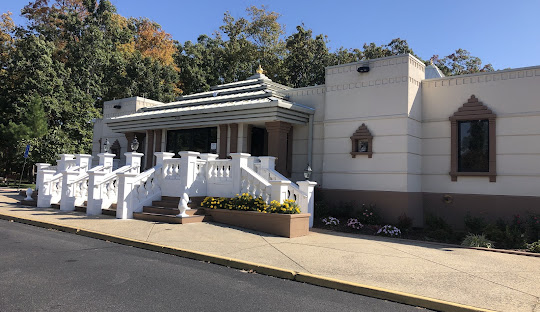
[3,0,539,70]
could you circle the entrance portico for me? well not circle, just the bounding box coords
[104,71,313,176]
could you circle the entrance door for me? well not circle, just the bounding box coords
[250,127,267,156]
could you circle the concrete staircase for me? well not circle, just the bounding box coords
[133,196,209,224]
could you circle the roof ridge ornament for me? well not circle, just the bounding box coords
[256,64,264,74]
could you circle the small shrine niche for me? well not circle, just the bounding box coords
[350,123,373,158]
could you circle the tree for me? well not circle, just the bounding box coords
[283,25,332,87]
[363,38,419,60]
[431,49,494,76]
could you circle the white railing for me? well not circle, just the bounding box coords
[240,167,271,203]
[44,173,63,205]
[71,173,89,206]
[86,165,132,215]
[163,158,182,180]
[133,167,161,206]
[117,165,162,219]
[207,159,232,182]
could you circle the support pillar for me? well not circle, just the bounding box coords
[219,124,228,159]
[265,121,291,177]
[145,129,155,169]
[229,123,238,154]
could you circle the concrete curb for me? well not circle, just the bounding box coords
[0,212,494,312]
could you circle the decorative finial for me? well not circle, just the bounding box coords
[256,64,264,74]
[430,59,434,65]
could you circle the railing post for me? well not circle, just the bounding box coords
[258,156,276,170]
[154,152,175,166]
[35,163,51,193]
[297,181,317,227]
[178,151,201,197]
[125,152,144,174]
[37,169,55,208]
[200,153,218,181]
[76,154,93,172]
[116,171,138,219]
[97,153,116,173]
[57,154,75,172]
[60,170,79,211]
[230,153,250,196]
[269,180,291,204]
[86,170,107,215]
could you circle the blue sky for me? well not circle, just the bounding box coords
[4,0,539,69]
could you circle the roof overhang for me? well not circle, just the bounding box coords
[105,99,314,132]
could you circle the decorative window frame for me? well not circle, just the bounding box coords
[449,95,496,182]
[350,123,373,158]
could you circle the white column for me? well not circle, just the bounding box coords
[57,154,75,172]
[35,163,51,193]
[258,156,276,170]
[230,153,250,196]
[270,180,290,204]
[37,169,56,208]
[60,170,79,211]
[154,152,174,166]
[116,171,138,219]
[86,170,107,215]
[97,153,116,173]
[125,152,144,173]
[297,181,317,228]
[76,154,93,172]
[178,151,200,195]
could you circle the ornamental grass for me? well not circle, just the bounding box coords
[201,194,300,214]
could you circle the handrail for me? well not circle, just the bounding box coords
[240,167,271,202]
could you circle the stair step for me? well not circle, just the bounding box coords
[143,206,205,216]
[20,199,37,207]
[133,212,207,224]
[102,208,116,216]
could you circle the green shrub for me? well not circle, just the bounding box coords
[525,214,540,243]
[358,204,381,225]
[462,233,494,248]
[464,213,486,235]
[397,213,413,231]
[483,224,505,243]
[425,214,453,232]
[527,240,540,253]
[314,201,331,218]
[424,214,454,243]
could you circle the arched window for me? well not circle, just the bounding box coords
[449,95,496,182]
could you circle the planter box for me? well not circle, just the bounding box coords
[203,208,310,238]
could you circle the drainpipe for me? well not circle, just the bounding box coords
[307,114,314,167]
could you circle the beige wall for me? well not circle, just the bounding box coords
[421,66,540,197]
[93,97,162,165]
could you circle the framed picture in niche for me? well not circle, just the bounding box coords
[350,124,373,158]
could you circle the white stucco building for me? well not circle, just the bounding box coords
[92,55,540,228]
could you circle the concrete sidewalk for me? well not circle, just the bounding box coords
[1,188,538,312]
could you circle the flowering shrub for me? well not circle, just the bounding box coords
[358,204,381,225]
[322,217,340,226]
[268,199,300,214]
[201,196,230,210]
[201,194,300,214]
[377,225,401,237]
[347,218,363,230]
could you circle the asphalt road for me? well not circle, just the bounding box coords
[0,220,430,312]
